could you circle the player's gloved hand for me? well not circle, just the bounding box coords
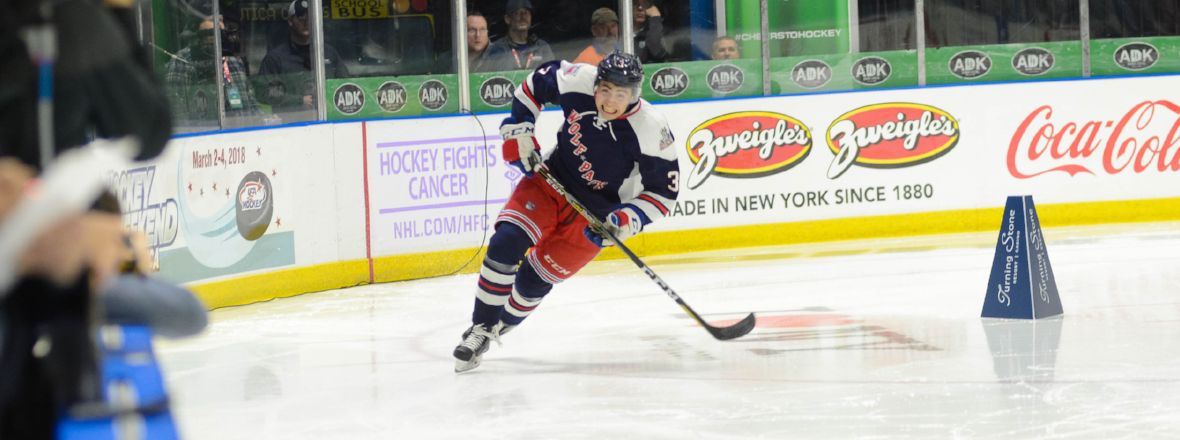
[584,206,643,247]
[500,120,542,176]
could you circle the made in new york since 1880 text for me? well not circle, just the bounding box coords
[668,183,935,217]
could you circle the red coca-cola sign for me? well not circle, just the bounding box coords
[685,111,811,189]
[1009,101,1180,178]
[825,103,960,179]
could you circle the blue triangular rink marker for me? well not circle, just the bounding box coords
[981,196,1063,319]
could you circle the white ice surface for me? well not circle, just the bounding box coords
[156,222,1180,439]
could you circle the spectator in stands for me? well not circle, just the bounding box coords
[484,0,553,71]
[258,0,349,118]
[633,0,667,63]
[468,11,493,72]
[712,35,740,60]
[573,7,620,65]
[164,16,262,122]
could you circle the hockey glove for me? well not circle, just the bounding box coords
[500,120,542,176]
[584,206,643,247]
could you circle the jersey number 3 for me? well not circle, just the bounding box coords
[668,171,680,193]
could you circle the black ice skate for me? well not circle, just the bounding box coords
[453,323,503,373]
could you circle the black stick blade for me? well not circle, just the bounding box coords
[706,313,756,341]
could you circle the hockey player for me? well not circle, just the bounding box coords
[452,52,680,373]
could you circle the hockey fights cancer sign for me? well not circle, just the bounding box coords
[1008,100,1180,178]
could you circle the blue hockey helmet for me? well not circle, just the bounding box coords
[596,51,644,102]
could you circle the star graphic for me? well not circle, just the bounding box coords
[275,218,282,227]
[199,188,204,196]
[225,188,230,197]
[256,147,262,156]
[271,169,277,177]
[212,182,218,191]
[187,182,192,192]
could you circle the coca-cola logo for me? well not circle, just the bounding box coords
[826,103,960,179]
[685,111,812,189]
[1008,101,1180,179]
[1114,42,1158,71]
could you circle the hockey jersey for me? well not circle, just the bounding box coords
[509,60,680,227]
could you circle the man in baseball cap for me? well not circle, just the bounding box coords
[573,7,619,65]
[483,0,554,71]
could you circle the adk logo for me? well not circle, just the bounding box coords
[706,64,744,94]
[479,77,515,107]
[1114,42,1158,71]
[650,66,689,97]
[852,56,892,85]
[333,83,364,115]
[949,50,992,79]
[376,81,407,113]
[1012,47,1054,76]
[235,171,274,241]
[791,59,833,89]
[419,79,449,111]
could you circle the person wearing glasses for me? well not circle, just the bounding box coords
[467,11,493,72]
[484,0,554,71]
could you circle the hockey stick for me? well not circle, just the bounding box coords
[535,165,755,340]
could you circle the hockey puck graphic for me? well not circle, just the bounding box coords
[235,171,273,241]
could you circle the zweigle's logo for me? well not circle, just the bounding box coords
[333,83,364,115]
[685,112,812,189]
[479,77,515,107]
[825,103,960,179]
[1114,42,1158,71]
[418,80,448,111]
[1007,101,1180,178]
[949,50,992,79]
[235,171,273,241]
[1012,47,1055,76]
[650,66,689,97]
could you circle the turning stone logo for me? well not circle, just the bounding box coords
[235,171,273,241]
[852,56,892,85]
[479,77,515,107]
[825,103,960,179]
[949,50,992,79]
[685,111,812,189]
[706,64,744,94]
[650,66,689,97]
[376,81,407,113]
[1114,42,1158,71]
[792,59,833,89]
[333,83,364,115]
[1012,47,1055,76]
[419,79,449,111]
